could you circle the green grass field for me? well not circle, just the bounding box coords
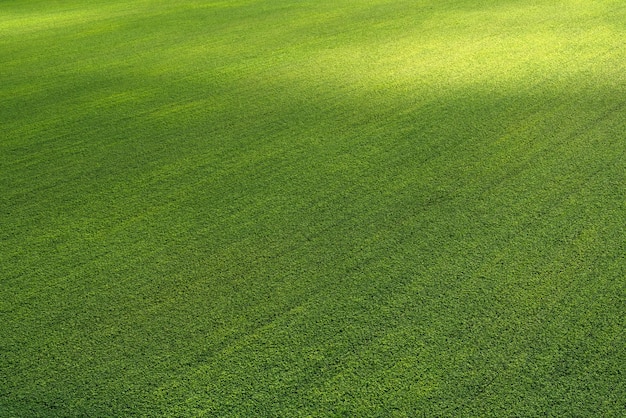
[1,0,625,416]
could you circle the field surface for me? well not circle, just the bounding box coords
[1,0,625,416]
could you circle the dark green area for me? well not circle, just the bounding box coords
[1,0,625,416]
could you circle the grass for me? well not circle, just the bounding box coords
[1,0,625,416]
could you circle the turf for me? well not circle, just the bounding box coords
[1,0,625,416]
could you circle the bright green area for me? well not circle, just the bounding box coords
[1,0,625,416]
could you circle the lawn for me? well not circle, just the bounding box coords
[1,0,625,416]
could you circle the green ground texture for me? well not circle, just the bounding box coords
[1,0,625,416]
